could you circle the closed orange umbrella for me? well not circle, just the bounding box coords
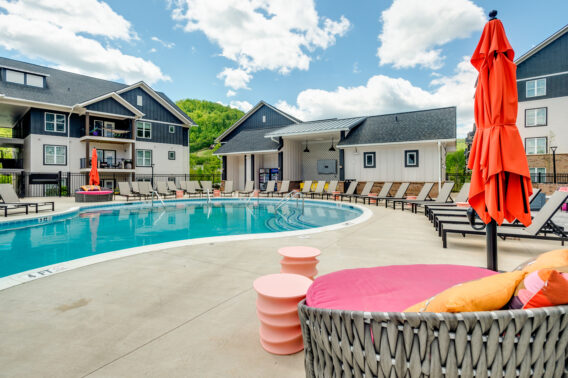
[89,148,100,186]
[468,11,533,270]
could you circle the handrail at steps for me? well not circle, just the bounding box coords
[275,191,304,213]
[151,190,166,208]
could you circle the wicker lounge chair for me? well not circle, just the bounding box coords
[298,300,568,377]
[352,181,375,203]
[259,180,276,196]
[240,181,255,196]
[336,181,357,202]
[117,182,140,201]
[318,180,338,200]
[406,182,455,213]
[358,182,392,205]
[273,181,290,197]
[309,181,326,199]
[221,181,234,196]
[441,190,568,248]
[376,182,410,206]
[0,183,54,213]
[156,181,175,198]
[386,182,434,210]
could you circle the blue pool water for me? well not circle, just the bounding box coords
[0,199,362,278]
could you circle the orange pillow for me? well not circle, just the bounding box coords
[509,267,568,309]
[404,271,525,313]
[519,249,568,274]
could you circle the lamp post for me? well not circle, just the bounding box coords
[151,163,155,187]
[550,146,558,184]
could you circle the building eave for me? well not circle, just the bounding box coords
[213,149,278,156]
[515,24,568,65]
[338,138,457,148]
[78,92,145,118]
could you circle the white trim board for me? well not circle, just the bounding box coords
[339,138,456,148]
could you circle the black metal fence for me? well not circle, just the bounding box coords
[0,172,221,198]
[445,173,471,192]
[531,173,568,184]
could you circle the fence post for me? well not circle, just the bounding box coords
[18,171,26,198]
[58,171,62,197]
[67,172,71,197]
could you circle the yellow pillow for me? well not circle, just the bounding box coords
[519,249,568,274]
[404,271,525,313]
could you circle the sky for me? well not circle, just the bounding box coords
[0,0,566,137]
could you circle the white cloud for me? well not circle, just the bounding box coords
[149,48,157,53]
[276,57,477,137]
[170,0,350,87]
[230,100,253,112]
[226,90,236,97]
[0,0,169,84]
[151,36,175,49]
[217,68,252,90]
[377,0,485,69]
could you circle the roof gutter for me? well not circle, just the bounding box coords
[338,138,457,148]
[214,149,278,156]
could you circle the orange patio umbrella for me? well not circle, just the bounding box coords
[89,148,100,187]
[468,11,533,270]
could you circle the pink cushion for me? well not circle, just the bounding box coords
[76,191,113,195]
[306,264,497,312]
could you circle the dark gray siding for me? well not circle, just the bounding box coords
[223,104,296,141]
[120,88,180,124]
[29,108,69,137]
[518,73,568,102]
[517,32,568,79]
[86,97,135,117]
[135,121,186,145]
[69,114,83,138]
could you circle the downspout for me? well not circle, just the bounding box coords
[438,140,442,192]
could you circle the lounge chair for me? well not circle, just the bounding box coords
[376,182,410,206]
[309,181,326,199]
[200,181,213,196]
[0,203,29,217]
[156,181,175,198]
[138,181,153,199]
[273,181,290,197]
[301,181,313,196]
[131,182,141,195]
[336,181,358,201]
[441,190,568,248]
[0,183,54,213]
[167,181,178,193]
[386,183,434,210]
[117,182,140,201]
[259,180,276,196]
[352,182,375,203]
[240,181,255,196]
[358,182,393,205]
[423,183,471,217]
[406,182,455,213]
[319,180,338,200]
[221,181,234,196]
[180,181,187,192]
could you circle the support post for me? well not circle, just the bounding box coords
[486,219,498,271]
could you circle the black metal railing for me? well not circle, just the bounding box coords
[0,158,23,169]
[79,158,134,170]
[87,129,132,139]
[531,173,568,184]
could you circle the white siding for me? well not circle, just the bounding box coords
[282,139,302,180]
[301,141,339,180]
[343,143,443,182]
[517,96,568,154]
[135,141,188,175]
[226,155,244,190]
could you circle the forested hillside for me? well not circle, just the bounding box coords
[176,99,244,151]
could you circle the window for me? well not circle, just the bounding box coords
[526,78,546,98]
[405,150,419,167]
[168,125,175,134]
[45,112,66,133]
[525,108,547,127]
[26,74,44,87]
[136,149,152,166]
[525,137,547,155]
[262,115,266,123]
[136,121,151,139]
[529,167,546,183]
[168,151,176,160]
[44,145,66,165]
[363,152,376,168]
[137,95,143,106]
[5,70,24,84]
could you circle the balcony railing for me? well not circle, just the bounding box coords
[0,158,23,169]
[80,158,134,170]
[86,128,132,139]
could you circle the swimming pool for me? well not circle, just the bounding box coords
[0,199,364,279]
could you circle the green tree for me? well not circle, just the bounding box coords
[446,149,466,174]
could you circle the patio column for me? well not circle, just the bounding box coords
[339,131,345,181]
[222,156,227,180]
[250,154,255,184]
[85,113,90,137]
[278,151,283,181]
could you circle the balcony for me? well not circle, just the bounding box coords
[79,128,135,144]
[0,158,23,170]
[79,158,135,173]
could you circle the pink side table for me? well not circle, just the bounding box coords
[278,246,321,279]
[253,273,312,355]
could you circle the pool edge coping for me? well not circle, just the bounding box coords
[0,199,373,291]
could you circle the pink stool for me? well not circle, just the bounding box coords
[278,246,321,279]
[253,273,312,355]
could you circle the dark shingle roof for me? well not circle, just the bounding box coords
[0,57,193,124]
[338,107,456,146]
[214,128,279,155]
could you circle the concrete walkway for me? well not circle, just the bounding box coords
[0,199,564,377]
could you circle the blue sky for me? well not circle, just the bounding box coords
[0,0,566,137]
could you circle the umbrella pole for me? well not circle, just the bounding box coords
[487,219,498,271]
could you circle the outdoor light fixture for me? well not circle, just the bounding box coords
[329,137,336,152]
[303,140,310,153]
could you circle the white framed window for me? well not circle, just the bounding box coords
[26,74,44,87]
[525,108,547,127]
[45,112,66,133]
[363,152,375,168]
[168,151,176,160]
[44,145,66,165]
[136,121,151,139]
[6,69,25,84]
[526,78,546,98]
[136,95,143,106]
[525,137,547,155]
[136,149,152,166]
[168,125,175,133]
[529,167,546,183]
[405,150,419,167]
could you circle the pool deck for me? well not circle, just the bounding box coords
[0,197,566,377]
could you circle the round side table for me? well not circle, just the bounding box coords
[253,273,312,355]
[278,246,321,280]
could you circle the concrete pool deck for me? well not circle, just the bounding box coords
[0,197,565,377]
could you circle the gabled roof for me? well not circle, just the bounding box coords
[264,117,366,138]
[78,92,144,118]
[515,24,568,65]
[215,100,301,142]
[338,107,456,147]
[214,128,279,155]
